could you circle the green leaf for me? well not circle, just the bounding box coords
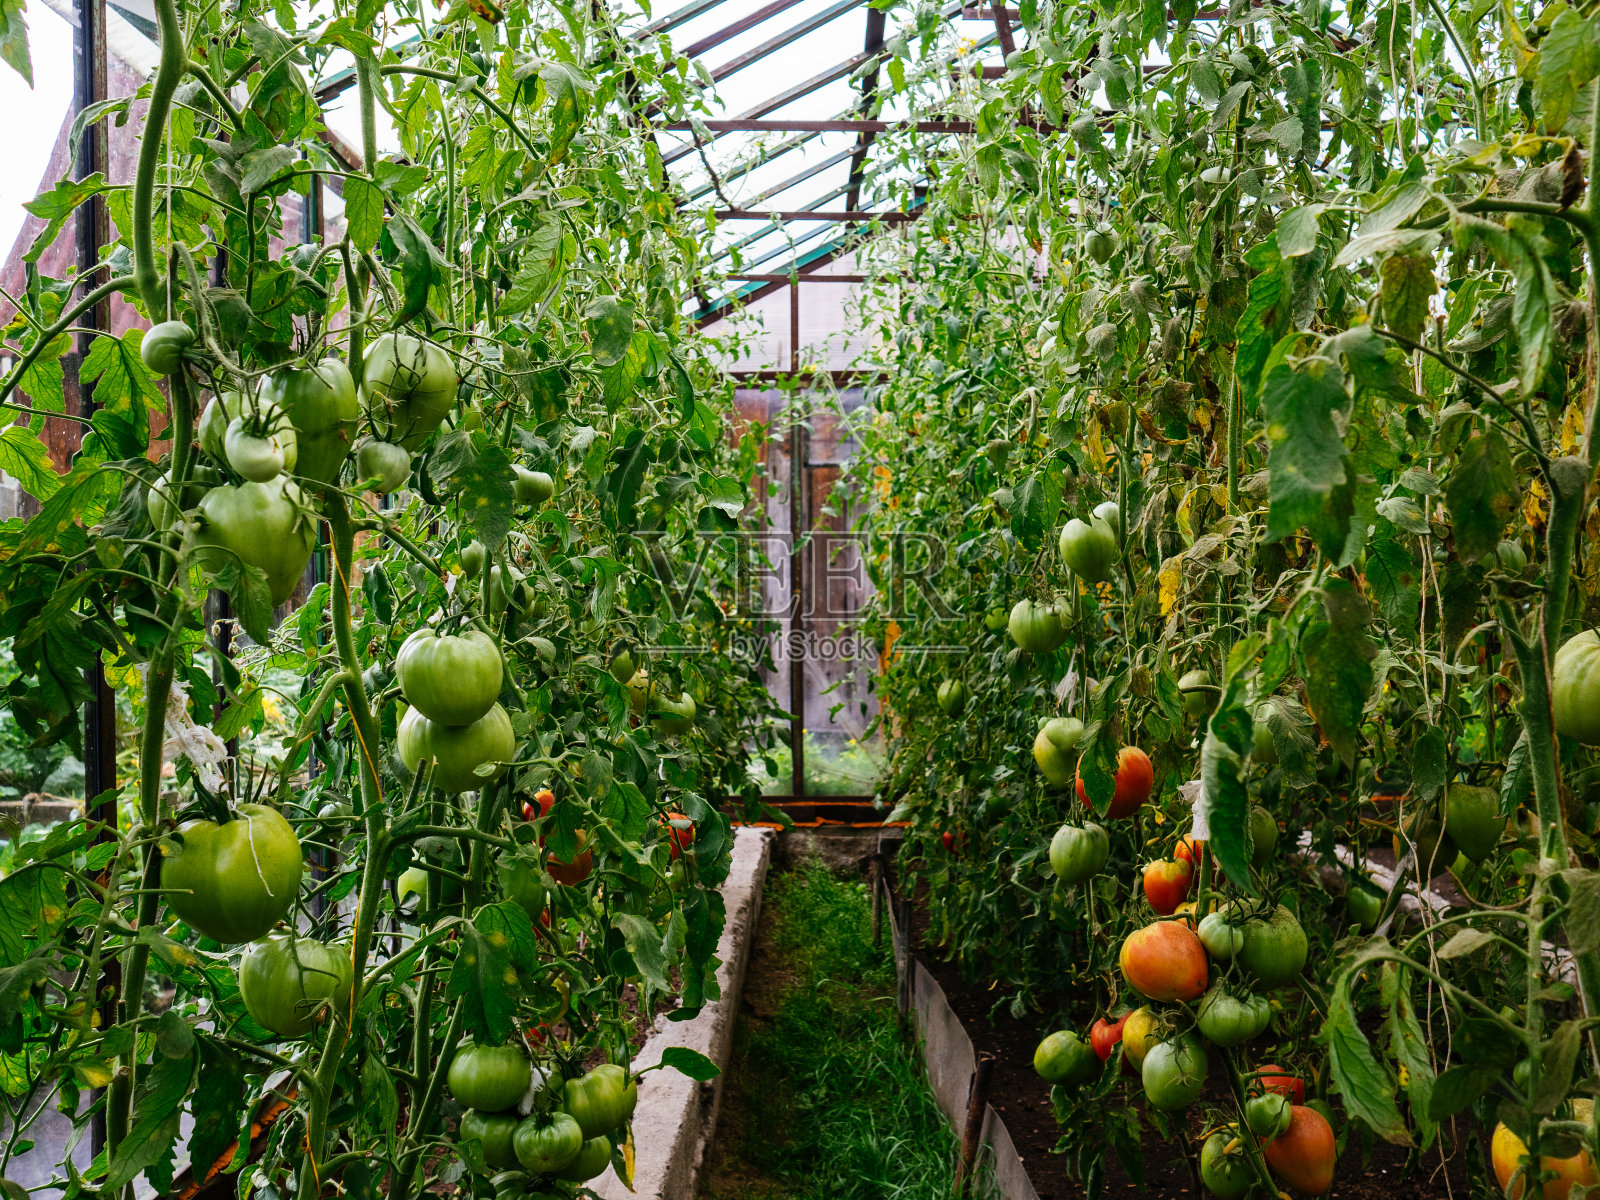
[1324,965,1412,1145]
[104,1053,194,1190]
[0,427,60,500]
[701,474,745,517]
[613,911,671,990]
[155,1010,194,1059]
[1427,1064,1496,1119]
[587,296,635,366]
[389,210,448,325]
[1536,9,1600,130]
[430,430,515,550]
[1276,205,1323,257]
[1011,473,1063,550]
[498,216,565,315]
[1262,357,1349,547]
[1513,233,1558,396]
[1558,868,1600,955]
[1234,237,1291,398]
[1380,254,1435,342]
[1300,579,1375,767]
[239,145,297,195]
[448,902,541,1043]
[659,1046,720,1081]
[1533,1020,1582,1114]
[344,177,384,250]
[189,1040,247,1182]
[1384,969,1437,1149]
[1445,430,1517,562]
[22,174,104,263]
[601,330,650,409]
[81,330,164,460]
[1366,525,1421,628]
[1200,691,1254,891]
[0,0,30,84]
[1410,727,1447,804]
[607,429,653,529]
[208,560,275,646]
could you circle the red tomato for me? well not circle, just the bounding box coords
[661,810,694,859]
[521,788,556,823]
[1075,746,1154,819]
[1119,921,1208,1001]
[1253,1065,1306,1105]
[1142,858,1194,915]
[547,830,593,886]
[1262,1105,1336,1195]
[1089,1014,1127,1061]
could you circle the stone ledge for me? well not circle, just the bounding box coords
[592,824,775,1200]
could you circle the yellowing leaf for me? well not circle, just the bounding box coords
[1159,560,1183,616]
[1086,420,1109,471]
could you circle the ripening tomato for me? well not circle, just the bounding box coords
[1076,746,1154,819]
[1492,1099,1597,1199]
[1175,835,1206,868]
[1142,858,1194,915]
[1200,1128,1253,1199]
[1089,1014,1127,1061]
[1262,1105,1336,1195]
[1120,1006,1159,1069]
[1120,920,1208,1001]
[547,830,594,886]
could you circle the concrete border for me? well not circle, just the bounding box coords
[890,895,1041,1200]
[592,825,774,1200]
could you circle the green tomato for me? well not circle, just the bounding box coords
[1197,910,1244,959]
[1496,538,1528,573]
[1049,822,1109,884]
[1058,517,1119,582]
[397,702,516,793]
[141,320,196,376]
[488,564,539,621]
[355,439,412,493]
[460,1110,520,1172]
[1034,716,1085,786]
[1554,629,1600,744]
[1141,1036,1207,1110]
[648,689,697,737]
[1033,1030,1100,1087]
[146,470,184,531]
[1196,986,1263,1047]
[1244,1091,1292,1139]
[1236,904,1308,989]
[513,1111,584,1174]
[1086,228,1116,264]
[199,390,297,476]
[461,540,487,579]
[498,848,548,919]
[192,476,317,605]
[1249,805,1279,867]
[936,679,969,716]
[1251,706,1278,764]
[362,332,458,450]
[1345,879,1384,932]
[513,466,556,506]
[396,628,503,726]
[449,1041,532,1112]
[161,803,303,944]
[238,932,352,1038]
[224,417,293,482]
[983,606,1008,631]
[1092,499,1121,538]
[1008,598,1066,654]
[550,1135,612,1182]
[1444,782,1504,863]
[609,648,638,684]
[562,1064,637,1139]
[1178,670,1212,719]
[262,359,359,485]
[1199,1129,1253,1199]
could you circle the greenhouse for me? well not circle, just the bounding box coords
[0,0,1597,1195]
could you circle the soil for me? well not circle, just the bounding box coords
[907,894,1477,1200]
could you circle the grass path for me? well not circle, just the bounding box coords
[698,857,977,1200]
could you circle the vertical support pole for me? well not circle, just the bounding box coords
[870,852,883,948]
[74,0,113,1165]
[207,251,239,760]
[788,283,805,799]
[953,1056,994,1197]
[895,895,912,1018]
